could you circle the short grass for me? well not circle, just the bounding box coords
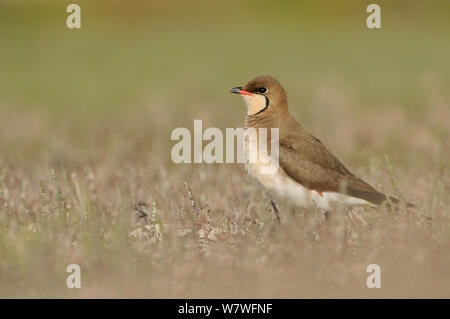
[0,0,449,298]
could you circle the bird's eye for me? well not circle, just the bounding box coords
[257,87,268,94]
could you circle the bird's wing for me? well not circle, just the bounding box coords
[279,129,390,205]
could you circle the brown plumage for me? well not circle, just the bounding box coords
[232,75,406,206]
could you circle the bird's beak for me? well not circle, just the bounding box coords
[230,86,253,96]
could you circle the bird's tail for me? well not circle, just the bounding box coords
[386,195,416,208]
[349,189,415,208]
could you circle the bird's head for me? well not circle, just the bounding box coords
[230,75,288,116]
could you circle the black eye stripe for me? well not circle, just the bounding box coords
[257,87,268,94]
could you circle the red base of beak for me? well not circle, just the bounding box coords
[239,90,253,96]
[230,87,253,96]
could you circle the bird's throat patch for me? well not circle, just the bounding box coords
[242,94,268,116]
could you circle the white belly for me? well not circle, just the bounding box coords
[244,141,369,211]
[247,162,369,210]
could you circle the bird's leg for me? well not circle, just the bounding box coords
[316,208,329,224]
[304,206,328,241]
[270,200,281,224]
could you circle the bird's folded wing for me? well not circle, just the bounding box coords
[279,131,390,205]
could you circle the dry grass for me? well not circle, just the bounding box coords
[0,89,449,298]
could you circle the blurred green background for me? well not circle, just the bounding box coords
[0,0,449,117]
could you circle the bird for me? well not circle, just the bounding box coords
[230,75,411,220]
